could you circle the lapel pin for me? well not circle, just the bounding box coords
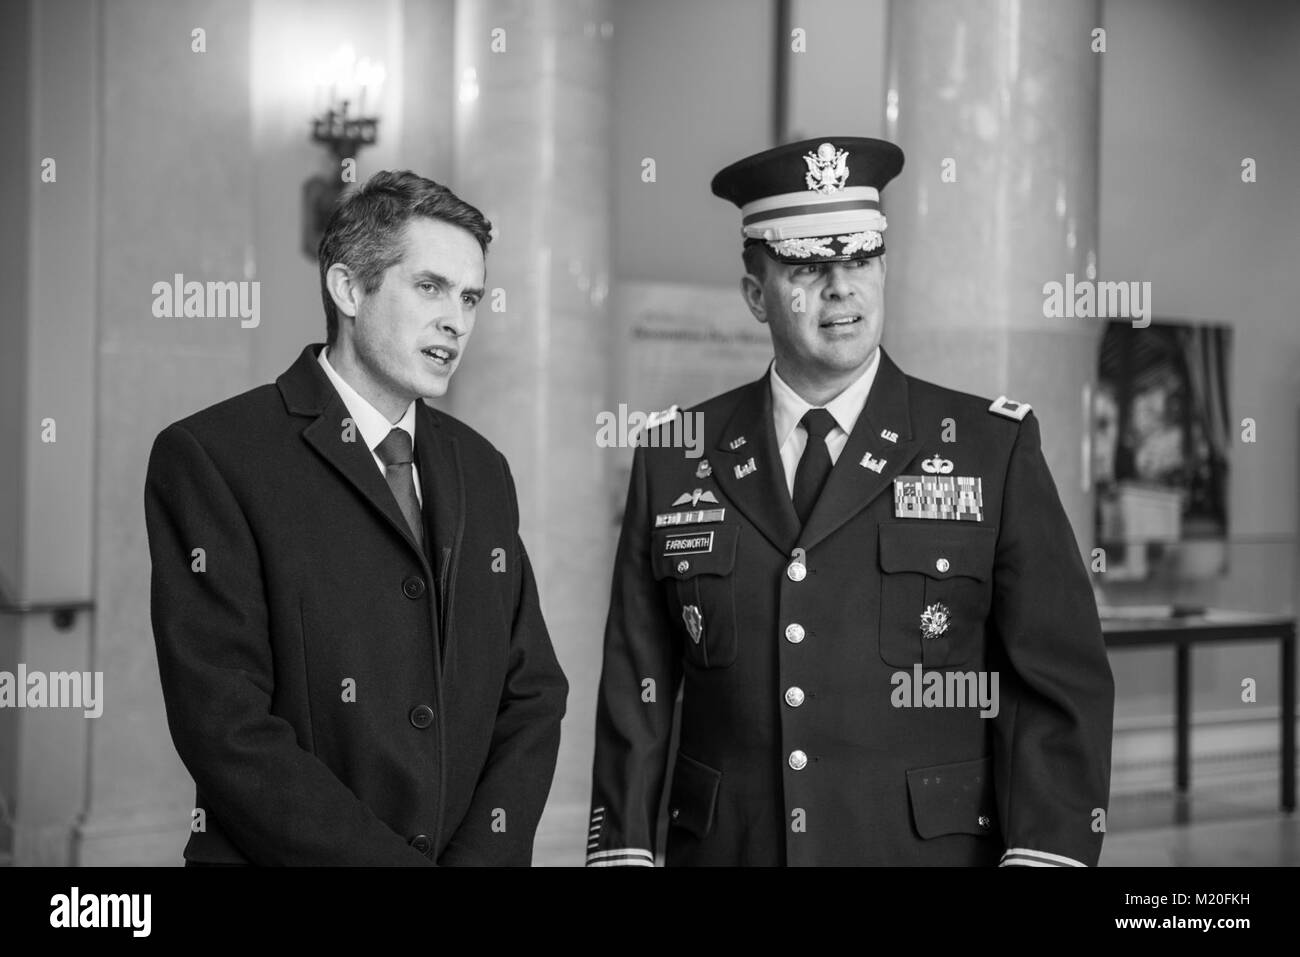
[695,459,712,479]
[920,602,951,640]
[860,453,887,473]
[921,455,954,475]
[734,457,757,479]
[880,429,899,443]
[682,605,704,644]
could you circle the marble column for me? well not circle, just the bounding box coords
[451,0,614,864]
[0,0,100,867]
[884,0,1102,541]
[74,0,258,865]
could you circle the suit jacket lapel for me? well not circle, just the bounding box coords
[798,349,921,551]
[280,344,431,568]
[710,376,801,557]
[415,400,463,661]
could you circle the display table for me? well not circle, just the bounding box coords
[1101,609,1296,812]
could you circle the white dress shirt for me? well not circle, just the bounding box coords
[318,347,422,505]
[770,348,881,497]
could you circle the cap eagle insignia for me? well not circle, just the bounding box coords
[804,143,850,194]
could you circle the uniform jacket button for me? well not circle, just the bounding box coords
[935,558,950,573]
[410,833,432,855]
[785,687,805,707]
[409,705,434,729]
[402,576,426,599]
[788,749,808,770]
[786,561,807,582]
[785,623,806,643]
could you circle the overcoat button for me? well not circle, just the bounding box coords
[409,705,434,729]
[403,576,426,599]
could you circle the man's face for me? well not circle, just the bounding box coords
[347,217,486,401]
[744,252,886,385]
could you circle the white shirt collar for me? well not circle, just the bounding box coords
[317,347,418,454]
[770,347,881,447]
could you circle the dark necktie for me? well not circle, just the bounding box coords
[375,427,424,548]
[792,408,837,526]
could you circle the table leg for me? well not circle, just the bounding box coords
[1282,634,1295,813]
[1176,643,1190,794]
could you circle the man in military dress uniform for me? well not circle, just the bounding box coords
[586,137,1114,867]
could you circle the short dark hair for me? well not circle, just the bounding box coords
[317,170,493,346]
[742,239,770,280]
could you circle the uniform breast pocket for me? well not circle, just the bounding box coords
[650,524,739,669]
[877,523,997,668]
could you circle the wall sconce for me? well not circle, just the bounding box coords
[302,46,386,257]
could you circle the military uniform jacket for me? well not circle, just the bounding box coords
[588,350,1113,866]
[145,344,568,865]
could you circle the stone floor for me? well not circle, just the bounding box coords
[536,779,1300,866]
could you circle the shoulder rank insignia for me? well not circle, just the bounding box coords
[644,404,681,430]
[989,395,1031,421]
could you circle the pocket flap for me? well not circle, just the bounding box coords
[667,751,722,838]
[906,756,997,839]
[879,523,997,581]
[651,525,739,581]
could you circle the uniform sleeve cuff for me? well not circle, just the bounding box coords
[586,848,654,867]
[1000,847,1087,867]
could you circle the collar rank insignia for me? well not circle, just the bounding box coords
[860,453,887,473]
[989,395,1032,421]
[734,457,757,479]
[894,475,983,522]
[728,436,747,450]
[672,488,719,508]
[804,142,850,195]
[695,458,712,479]
[921,455,954,475]
[881,429,899,443]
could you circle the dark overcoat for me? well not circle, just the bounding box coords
[146,344,567,865]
